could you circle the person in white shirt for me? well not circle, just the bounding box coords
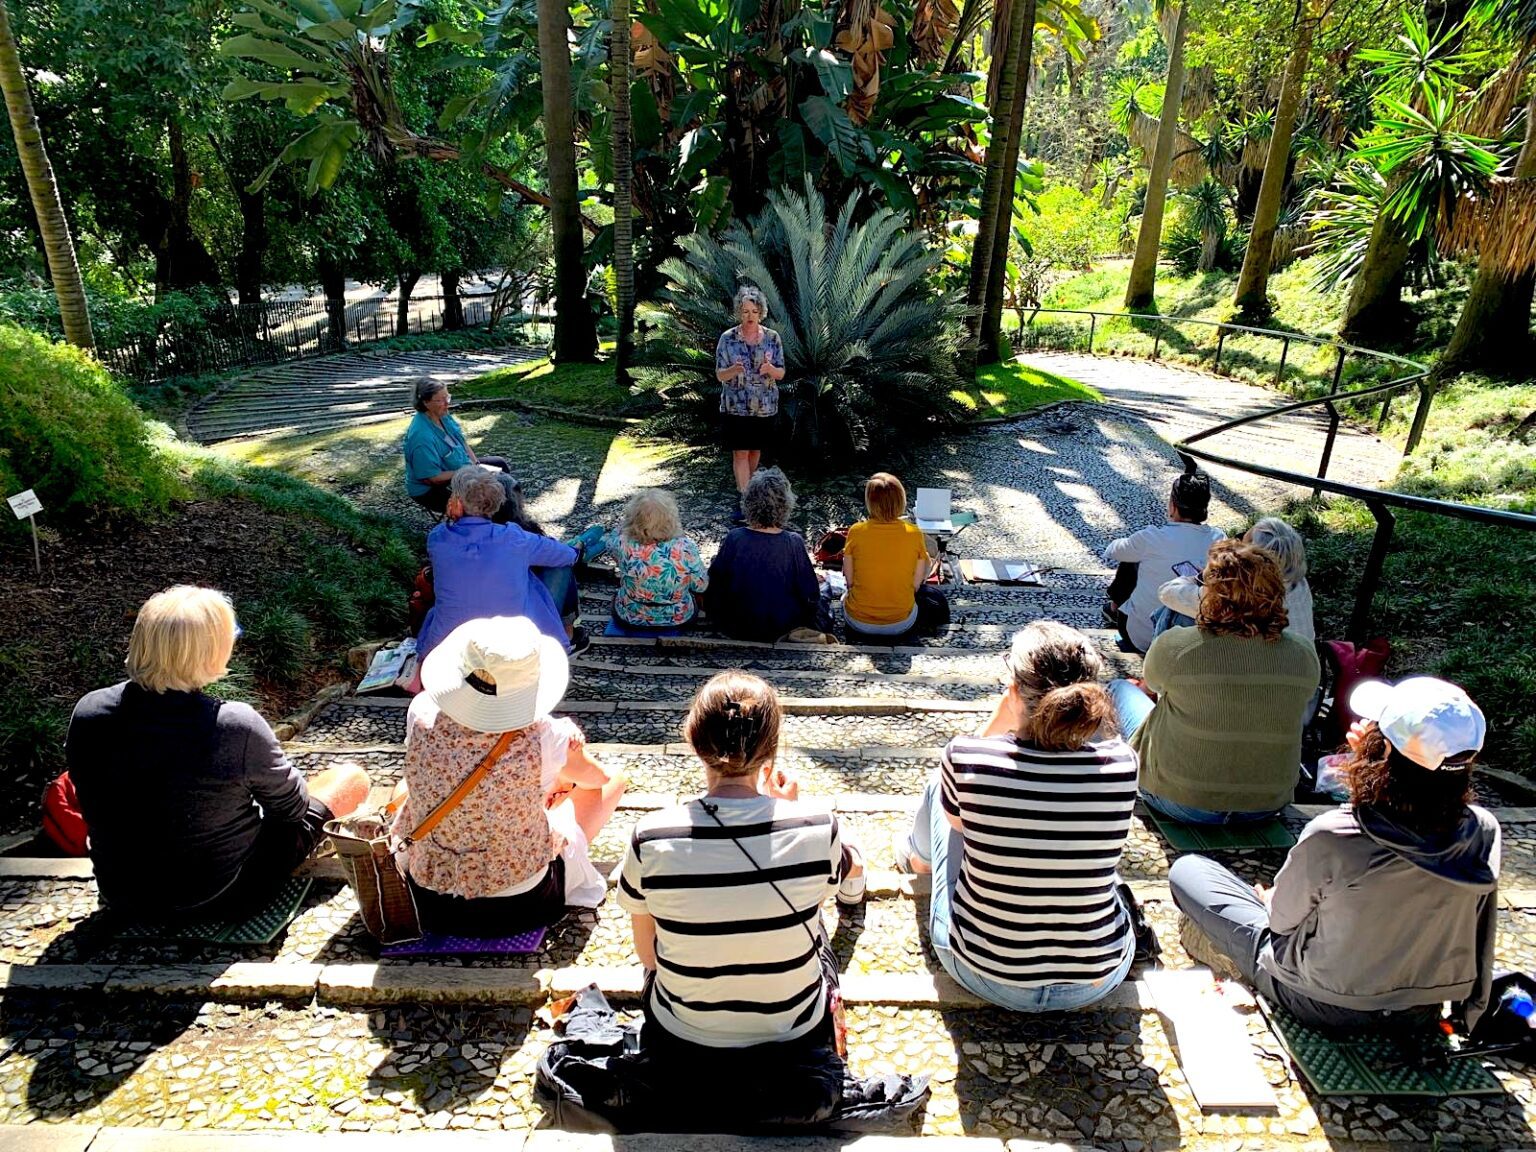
[1103,471,1225,653]
[1155,516,1315,642]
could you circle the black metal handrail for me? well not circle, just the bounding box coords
[1010,306,1436,453]
[1011,306,1536,640]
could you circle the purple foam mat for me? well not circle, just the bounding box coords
[380,926,547,957]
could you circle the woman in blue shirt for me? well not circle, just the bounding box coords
[403,381,508,514]
[417,467,580,659]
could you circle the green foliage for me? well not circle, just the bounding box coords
[1022,183,1121,270]
[642,179,967,464]
[237,600,313,685]
[1304,162,1388,291]
[0,323,180,532]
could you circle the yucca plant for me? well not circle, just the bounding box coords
[640,179,968,464]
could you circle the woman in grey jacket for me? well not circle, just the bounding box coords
[1171,676,1498,1032]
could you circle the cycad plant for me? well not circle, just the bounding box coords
[643,179,967,464]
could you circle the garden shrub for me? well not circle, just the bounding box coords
[0,322,179,532]
[640,179,967,465]
[238,600,313,686]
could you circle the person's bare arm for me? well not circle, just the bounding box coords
[557,740,616,791]
[978,686,1023,739]
[715,360,746,382]
[912,554,928,591]
[842,553,854,587]
[631,914,658,970]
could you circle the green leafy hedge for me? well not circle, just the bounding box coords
[0,323,180,531]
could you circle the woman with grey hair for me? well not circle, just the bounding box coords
[715,284,786,516]
[403,380,509,514]
[415,465,583,660]
[1155,515,1314,641]
[705,467,828,641]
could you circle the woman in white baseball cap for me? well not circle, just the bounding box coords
[391,616,627,936]
[1169,675,1500,1033]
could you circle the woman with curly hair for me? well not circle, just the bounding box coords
[1107,540,1319,823]
[1170,677,1497,1033]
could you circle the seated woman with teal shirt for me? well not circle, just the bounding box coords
[404,381,508,513]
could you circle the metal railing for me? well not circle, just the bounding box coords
[1011,307,1536,640]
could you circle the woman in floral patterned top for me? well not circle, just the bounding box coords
[393,616,627,936]
[609,489,709,629]
[715,285,786,504]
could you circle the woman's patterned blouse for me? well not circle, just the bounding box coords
[715,325,785,417]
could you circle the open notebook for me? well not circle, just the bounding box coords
[914,487,954,533]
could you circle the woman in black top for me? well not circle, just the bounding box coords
[706,468,826,642]
[67,585,370,919]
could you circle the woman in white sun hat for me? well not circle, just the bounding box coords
[392,616,627,935]
[1169,675,1500,1033]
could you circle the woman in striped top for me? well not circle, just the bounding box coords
[618,672,865,1053]
[899,622,1141,1010]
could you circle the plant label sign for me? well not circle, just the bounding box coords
[7,489,41,519]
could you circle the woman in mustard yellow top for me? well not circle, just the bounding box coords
[843,472,931,636]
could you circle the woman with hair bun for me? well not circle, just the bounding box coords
[898,622,1141,1011]
[618,671,864,1052]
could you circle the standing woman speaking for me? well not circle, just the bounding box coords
[714,285,785,511]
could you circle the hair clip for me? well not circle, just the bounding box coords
[721,698,760,758]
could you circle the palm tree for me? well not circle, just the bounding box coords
[977,0,1042,362]
[966,0,1036,366]
[1183,179,1228,271]
[612,0,635,375]
[0,0,92,350]
[538,0,598,362]
[1125,2,1188,310]
[1232,4,1317,316]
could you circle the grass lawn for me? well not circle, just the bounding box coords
[454,352,645,414]
[951,360,1102,417]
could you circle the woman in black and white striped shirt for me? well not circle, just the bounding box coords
[898,621,1140,1010]
[618,671,864,1051]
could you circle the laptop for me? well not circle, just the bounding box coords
[914,487,955,534]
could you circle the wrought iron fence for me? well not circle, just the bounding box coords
[1009,306,1536,639]
[93,292,552,385]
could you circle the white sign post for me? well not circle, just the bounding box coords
[7,489,42,576]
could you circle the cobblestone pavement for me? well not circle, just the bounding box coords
[8,351,1533,1148]
[185,347,545,442]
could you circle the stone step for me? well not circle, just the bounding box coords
[0,958,1521,1144]
[566,644,1140,679]
[0,983,1346,1145]
[566,664,1003,702]
[191,410,417,444]
[0,1131,1113,1152]
[299,702,992,750]
[577,620,1122,653]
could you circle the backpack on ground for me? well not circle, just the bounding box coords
[407,565,434,638]
[1301,636,1390,769]
[41,772,88,856]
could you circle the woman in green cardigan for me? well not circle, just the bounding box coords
[1106,540,1319,824]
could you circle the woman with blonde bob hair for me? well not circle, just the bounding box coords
[67,586,370,920]
[841,472,932,638]
[1108,541,1320,824]
[608,489,709,629]
[1155,515,1315,641]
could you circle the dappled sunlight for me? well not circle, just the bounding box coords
[526,475,583,524]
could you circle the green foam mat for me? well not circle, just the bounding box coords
[1143,807,1296,852]
[115,877,312,944]
[1262,999,1502,1097]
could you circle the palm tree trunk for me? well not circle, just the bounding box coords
[1438,90,1536,376]
[612,0,635,375]
[1125,3,1187,310]
[538,0,598,363]
[1199,225,1219,272]
[964,0,1030,367]
[1339,208,1413,343]
[1232,10,1314,316]
[978,0,1040,363]
[0,0,92,350]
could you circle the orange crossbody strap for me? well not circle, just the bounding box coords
[401,729,516,847]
